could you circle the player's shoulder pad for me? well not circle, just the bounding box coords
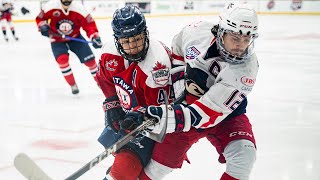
[42,0,61,13]
[180,21,216,62]
[228,53,259,93]
[139,38,172,88]
[68,1,89,17]
[182,21,214,37]
[138,38,172,74]
[100,38,120,56]
[230,53,259,75]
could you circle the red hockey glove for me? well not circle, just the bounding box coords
[39,24,50,37]
[103,96,126,133]
[120,106,146,134]
[91,35,103,49]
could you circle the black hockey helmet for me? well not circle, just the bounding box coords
[111,5,149,62]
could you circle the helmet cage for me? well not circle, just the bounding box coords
[111,6,149,62]
[114,29,149,62]
[217,28,258,64]
[217,3,259,64]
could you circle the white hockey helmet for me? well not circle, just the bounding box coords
[217,2,259,64]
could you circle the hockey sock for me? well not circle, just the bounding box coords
[2,29,8,41]
[84,59,98,83]
[2,29,6,36]
[11,28,18,40]
[2,26,7,36]
[220,172,239,180]
[10,27,15,36]
[56,54,76,86]
[109,149,143,180]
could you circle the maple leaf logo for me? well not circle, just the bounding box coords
[153,62,167,71]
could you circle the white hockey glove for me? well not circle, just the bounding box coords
[121,104,191,134]
[144,105,176,134]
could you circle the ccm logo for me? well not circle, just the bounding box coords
[240,25,252,28]
[240,76,255,87]
[229,131,253,138]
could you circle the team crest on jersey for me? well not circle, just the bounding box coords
[53,10,61,17]
[105,59,118,71]
[186,46,200,60]
[57,19,74,35]
[113,77,135,111]
[151,62,170,86]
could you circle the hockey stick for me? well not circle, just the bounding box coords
[14,153,52,180]
[142,92,168,143]
[49,32,93,44]
[14,93,169,180]
[65,92,169,179]
[64,119,157,180]
[14,119,159,180]
[62,35,93,44]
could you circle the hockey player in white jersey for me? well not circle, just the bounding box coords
[122,2,259,180]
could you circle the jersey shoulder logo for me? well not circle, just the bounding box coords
[105,59,118,71]
[240,76,255,87]
[53,10,61,17]
[186,46,200,60]
[151,62,170,86]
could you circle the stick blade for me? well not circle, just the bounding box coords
[14,153,52,180]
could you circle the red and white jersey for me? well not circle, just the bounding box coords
[172,21,259,129]
[0,2,14,21]
[35,0,99,42]
[97,37,174,112]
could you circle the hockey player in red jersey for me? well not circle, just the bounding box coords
[123,2,259,180]
[35,0,102,94]
[96,5,174,180]
[0,0,19,41]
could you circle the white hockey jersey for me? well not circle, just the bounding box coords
[171,21,259,130]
